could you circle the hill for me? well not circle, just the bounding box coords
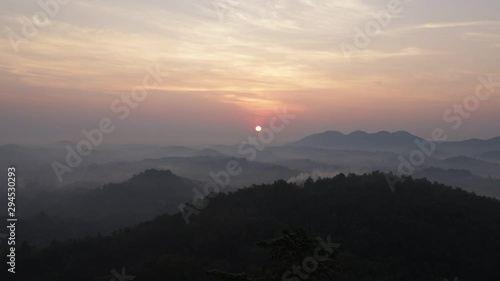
[12,172,500,281]
[293,130,423,151]
[15,169,203,242]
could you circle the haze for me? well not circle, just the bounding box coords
[1,0,499,145]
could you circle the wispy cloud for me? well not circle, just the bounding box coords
[1,0,500,143]
[383,20,500,36]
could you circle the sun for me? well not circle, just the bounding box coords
[255,126,262,132]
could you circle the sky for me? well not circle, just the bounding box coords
[1,0,499,145]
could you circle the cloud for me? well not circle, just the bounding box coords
[1,0,500,144]
[461,32,500,41]
[383,20,500,36]
[0,0,376,93]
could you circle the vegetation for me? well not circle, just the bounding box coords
[6,171,500,281]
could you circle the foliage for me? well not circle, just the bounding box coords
[7,172,500,281]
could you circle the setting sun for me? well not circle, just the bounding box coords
[255,126,262,132]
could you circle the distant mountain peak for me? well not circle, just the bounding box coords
[489,136,500,143]
[129,168,176,181]
[321,130,345,136]
[294,130,420,150]
[348,130,368,136]
[393,130,413,136]
[0,144,24,150]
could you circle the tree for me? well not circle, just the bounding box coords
[207,228,339,281]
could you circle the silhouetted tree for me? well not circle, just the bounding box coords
[207,228,339,281]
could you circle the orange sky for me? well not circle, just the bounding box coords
[1,0,499,145]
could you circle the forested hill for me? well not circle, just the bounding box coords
[11,172,500,281]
